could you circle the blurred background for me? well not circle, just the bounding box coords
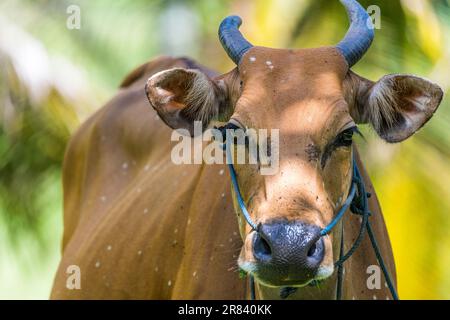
[0,0,449,299]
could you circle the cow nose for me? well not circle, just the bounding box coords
[252,221,324,284]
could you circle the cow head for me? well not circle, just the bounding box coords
[145,0,443,287]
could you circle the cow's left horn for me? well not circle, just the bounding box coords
[336,0,375,67]
[218,15,253,65]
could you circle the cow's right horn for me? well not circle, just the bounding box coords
[218,15,253,65]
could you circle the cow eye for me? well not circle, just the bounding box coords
[217,122,240,135]
[215,122,247,145]
[216,122,239,140]
[334,126,357,148]
[320,126,358,168]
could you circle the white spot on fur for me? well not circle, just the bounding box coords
[154,266,159,272]
[100,196,107,202]
[187,219,191,225]
[122,162,128,170]
[219,169,224,175]
[107,245,112,251]
[265,60,272,65]
[168,280,172,287]
[221,193,225,198]
[144,208,148,214]
[95,261,100,268]
[249,56,256,62]
[193,271,197,277]
[137,250,142,255]
[144,164,150,171]
[174,228,178,234]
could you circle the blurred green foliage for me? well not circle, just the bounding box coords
[0,0,449,299]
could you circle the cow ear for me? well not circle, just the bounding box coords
[351,74,443,143]
[145,68,230,136]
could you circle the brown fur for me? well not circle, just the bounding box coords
[51,44,441,299]
[52,57,246,299]
[51,52,396,299]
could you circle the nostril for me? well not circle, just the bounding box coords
[253,233,272,262]
[306,238,325,266]
[259,237,272,255]
[307,242,317,258]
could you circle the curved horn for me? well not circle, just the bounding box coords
[218,15,253,65]
[336,0,375,67]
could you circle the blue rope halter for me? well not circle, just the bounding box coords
[225,143,398,300]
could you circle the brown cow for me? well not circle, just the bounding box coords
[51,0,443,299]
